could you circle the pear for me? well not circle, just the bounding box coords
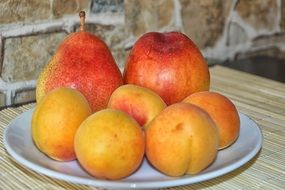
[36,11,123,112]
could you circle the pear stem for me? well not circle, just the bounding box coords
[79,11,85,32]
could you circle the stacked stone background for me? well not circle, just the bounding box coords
[0,0,284,108]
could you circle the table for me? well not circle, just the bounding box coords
[1,65,285,189]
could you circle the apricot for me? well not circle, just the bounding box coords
[74,109,145,180]
[146,103,219,176]
[32,87,92,161]
[107,84,167,127]
[183,91,240,149]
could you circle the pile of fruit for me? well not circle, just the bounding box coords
[31,11,240,180]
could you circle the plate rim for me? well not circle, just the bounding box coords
[3,108,263,189]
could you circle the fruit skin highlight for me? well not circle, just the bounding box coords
[74,109,145,180]
[183,91,240,149]
[123,31,210,105]
[32,87,92,161]
[107,84,167,127]
[36,11,123,112]
[146,103,219,176]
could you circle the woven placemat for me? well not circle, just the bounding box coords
[0,66,285,189]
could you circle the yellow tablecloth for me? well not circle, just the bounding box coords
[1,65,285,189]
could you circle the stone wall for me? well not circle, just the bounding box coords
[0,0,284,108]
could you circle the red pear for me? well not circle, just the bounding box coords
[36,11,123,112]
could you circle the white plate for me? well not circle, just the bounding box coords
[3,109,262,189]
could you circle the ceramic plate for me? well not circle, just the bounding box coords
[4,109,262,189]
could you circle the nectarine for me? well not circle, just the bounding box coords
[124,32,210,105]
